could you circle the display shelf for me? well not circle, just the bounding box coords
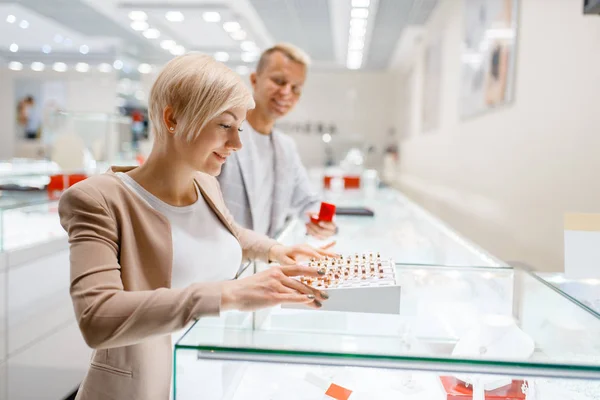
[175,264,600,399]
[278,188,504,268]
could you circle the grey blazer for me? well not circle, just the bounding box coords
[218,121,320,237]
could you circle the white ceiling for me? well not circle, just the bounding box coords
[0,0,439,71]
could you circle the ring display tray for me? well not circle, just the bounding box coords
[283,252,401,314]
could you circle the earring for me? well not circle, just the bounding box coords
[169,127,175,132]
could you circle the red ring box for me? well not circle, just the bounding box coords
[311,202,336,225]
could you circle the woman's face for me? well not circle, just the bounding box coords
[175,107,246,176]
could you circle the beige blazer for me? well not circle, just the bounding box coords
[59,166,278,400]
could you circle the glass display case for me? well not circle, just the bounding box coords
[174,264,600,399]
[537,273,600,316]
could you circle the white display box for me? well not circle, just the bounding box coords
[564,213,600,279]
[283,254,401,314]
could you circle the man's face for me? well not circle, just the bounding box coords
[250,51,307,120]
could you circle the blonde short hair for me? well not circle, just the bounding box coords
[149,53,255,142]
[256,43,311,74]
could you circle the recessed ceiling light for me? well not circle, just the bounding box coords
[53,62,67,72]
[165,11,184,22]
[8,61,23,71]
[346,60,361,70]
[54,34,63,43]
[138,63,152,74]
[202,12,221,23]
[223,21,241,32]
[241,52,258,63]
[98,63,113,73]
[322,133,332,143]
[19,20,29,29]
[42,44,52,54]
[351,0,370,7]
[128,11,147,21]
[170,45,185,56]
[350,26,366,37]
[75,62,90,72]
[143,28,160,39]
[9,43,18,52]
[160,40,176,50]
[80,45,89,54]
[230,30,247,41]
[348,38,364,50]
[31,62,45,72]
[350,18,367,29]
[240,41,257,52]
[6,15,16,24]
[131,20,149,31]
[351,8,369,19]
[113,60,124,70]
[235,65,249,75]
[214,52,229,62]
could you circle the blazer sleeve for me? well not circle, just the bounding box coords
[213,179,279,262]
[59,186,222,350]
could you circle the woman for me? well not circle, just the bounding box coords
[59,53,332,400]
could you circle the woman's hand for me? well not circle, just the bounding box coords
[220,265,329,311]
[268,242,338,265]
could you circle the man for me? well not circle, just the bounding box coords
[218,43,336,239]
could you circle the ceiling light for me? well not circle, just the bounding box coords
[113,60,124,70]
[203,12,221,23]
[322,133,332,143]
[9,43,18,52]
[42,44,52,54]
[160,40,176,50]
[80,45,89,54]
[346,60,361,70]
[348,50,363,62]
[54,34,63,43]
[240,41,257,52]
[128,11,147,21]
[214,51,229,62]
[143,28,160,39]
[230,30,247,40]
[64,38,72,47]
[98,63,112,73]
[235,65,249,75]
[350,18,367,29]
[52,62,67,72]
[131,20,149,31]
[31,62,45,72]
[350,26,367,37]
[241,52,258,63]
[138,63,152,74]
[170,45,185,55]
[75,63,90,72]
[352,0,370,6]
[351,8,369,19]
[348,38,364,50]
[19,20,29,29]
[8,61,23,71]
[223,21,241,32]
[6,15,16,23]
[166,11,184,22]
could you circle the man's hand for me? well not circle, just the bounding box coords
[268,243,338,265]
[305,213,337,239]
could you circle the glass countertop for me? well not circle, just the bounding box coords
[537,273,600,317]
[278,188,503,268]
[176,264,600,379]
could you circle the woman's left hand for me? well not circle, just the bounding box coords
[268,242,338,265]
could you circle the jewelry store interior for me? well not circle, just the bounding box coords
[1,0,599,399]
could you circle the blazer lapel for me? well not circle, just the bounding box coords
[269,132,288,237]
[235,124,259,230]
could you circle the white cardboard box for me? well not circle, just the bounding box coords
[283,255,401,314]
[564,213,600,279]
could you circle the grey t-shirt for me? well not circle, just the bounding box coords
[248,124,275,236]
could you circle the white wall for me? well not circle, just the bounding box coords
[0,70,117,159]
[396,0,600,272]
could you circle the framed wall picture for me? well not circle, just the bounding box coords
[460,0,519,118]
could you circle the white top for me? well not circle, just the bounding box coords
[247,123,275,236]
[116,172,242,289]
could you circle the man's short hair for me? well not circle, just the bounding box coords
[256,43,311,74]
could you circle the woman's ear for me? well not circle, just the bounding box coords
[162,105,177,134]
